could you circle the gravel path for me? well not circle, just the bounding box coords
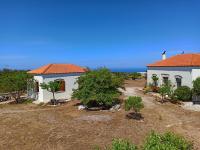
[120,87,156,108]
[182,102,200,111]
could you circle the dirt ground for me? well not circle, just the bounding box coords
[0,79,200,150]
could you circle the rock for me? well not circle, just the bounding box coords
[78,105,86,110]
[0,96,3,101]
[110,104,121,111]
[113,104,121,110]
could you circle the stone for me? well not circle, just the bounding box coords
[78,105,86,110]
[110,104,121,111]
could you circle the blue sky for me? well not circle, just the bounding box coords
[0,0,200,70]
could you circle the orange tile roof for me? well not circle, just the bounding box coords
[28,64,86,74]
[147,53,200,67]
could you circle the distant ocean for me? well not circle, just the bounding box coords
[110,68,147,73]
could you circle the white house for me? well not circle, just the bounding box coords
[147,53,200,88]
[27,64,86,103]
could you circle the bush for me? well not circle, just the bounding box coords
[106,139,138,150]
[72,68,124,108]
[174,86,191,101]
[193,77,200,96]
[143,131,193,150]
[158,81,173,101]
[125,96,144,114]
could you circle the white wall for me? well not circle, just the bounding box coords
[192,69,200,81]
[35,73,82,103]
[147,67,195,88]
[33,75,44,102]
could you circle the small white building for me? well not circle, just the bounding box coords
[147,53,200,88]
[28,64,86,103]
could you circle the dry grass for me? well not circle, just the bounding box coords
[0,79,200,150]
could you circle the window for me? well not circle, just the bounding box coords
[175,75,182,87]
[35,81,39,92]
[55,79,65,92]
[162,74,169,85]
[163,77,169,85]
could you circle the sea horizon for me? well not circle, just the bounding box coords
[110,67,147,73]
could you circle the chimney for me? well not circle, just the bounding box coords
[162,51,166,60]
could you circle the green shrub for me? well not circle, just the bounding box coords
[106,139,138,150]
[158,82,173,101]
[72,68,124,108]
[21,99,33,104]
[193,77,200,96]
[174,86,191,101]
[125,96,144,114]
[143,131,193,150]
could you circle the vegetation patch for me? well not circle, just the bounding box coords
[143,131,193,150]
[106,139,138,150]
[96,131,193,150]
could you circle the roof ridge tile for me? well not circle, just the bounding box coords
[43,64,53,74]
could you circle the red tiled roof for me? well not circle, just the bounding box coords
[147,53,200,67]
[28,64,86,74]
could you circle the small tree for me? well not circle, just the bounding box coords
[158,81,173,102]
[40,81,61,105]
[72,68,123,108]
[125,96,144,119]
[152,75,159,87]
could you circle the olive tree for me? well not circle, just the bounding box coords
[0,70,32,103]
[125,96,144,119]
[72,68,124,108]
[40,81,61,105]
